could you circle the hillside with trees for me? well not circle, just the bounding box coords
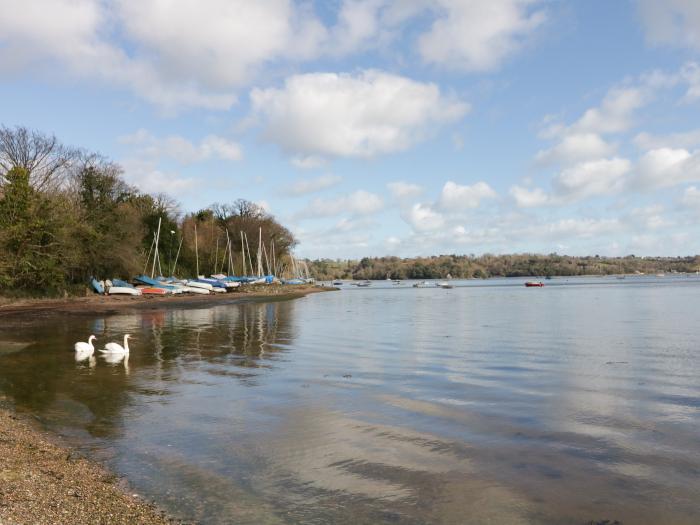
[307,254,700,281]
[0,126,296,296]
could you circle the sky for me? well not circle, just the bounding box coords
[1,0,700,259]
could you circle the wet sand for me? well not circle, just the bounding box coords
[0,405,179,524]
[0,284,332,319]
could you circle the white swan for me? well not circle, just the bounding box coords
[74,335,96,355]
[99,334,131,356]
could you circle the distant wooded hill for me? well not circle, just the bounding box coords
[307,254,700,281]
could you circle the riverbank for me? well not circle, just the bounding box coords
[0,405,178,524]
[0,284,333,319]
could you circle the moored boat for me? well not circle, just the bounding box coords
[525,281,544,287]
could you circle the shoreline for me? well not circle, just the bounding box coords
[0,285,332,523]
[0,284,333,319]
[0,404,179,524]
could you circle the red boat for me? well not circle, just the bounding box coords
[137,287,168,295]
[525,281,544,287]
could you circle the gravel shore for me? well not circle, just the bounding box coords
[0,407,179,525]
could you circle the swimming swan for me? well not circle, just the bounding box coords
[99,334,131,356]
[74,335,96,355]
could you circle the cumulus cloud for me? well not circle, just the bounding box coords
[542,217,622,239]
[284,174,343,196]
[120,157,197,197]
[417,0,547,71]
[438,181,497,210]
[387,181,424,199]
[251,70,469,160]
[572,87,650,136]
[509,185,549,207]
[635,147,700,188]
[119,129,243,164]
[535,133,615,165]
[553,157,631,199]
[634,129,700,150]
[402,203,446,232]
[298,190,384,219]
[291,156,328,169]
[681,185,700,209]
[0,0,551,112]
[0,0,239,111]
[638,0,700,50]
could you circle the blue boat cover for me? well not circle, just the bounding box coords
[90,278,104,294]
[133,275,178,290]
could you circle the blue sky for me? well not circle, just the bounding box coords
[1,0,700,259]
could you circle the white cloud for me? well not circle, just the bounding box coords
[291,156,328,169]
[298,190,384,219]
[115,0,327,89]
[553,157,631,200]
[681,185,700,208]
[250,70,469,159]
[387,181,424,199]
[417,0,546,71]
[438,181,497,210]
[635,147,700,188]
[402,202,445,232]
[542,218,622,239]
[535,133,615,165]
[0,0,239,111]
[119,129,243,164]
[634,129,700,150]
[572,87,650,135]
[120,158,196,196]
[638,0,700,50]
[285,174,342,196]
[509,185,549,207]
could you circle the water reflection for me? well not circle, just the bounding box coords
[0,281,699,524]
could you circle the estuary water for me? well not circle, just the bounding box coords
[1,276,699,524]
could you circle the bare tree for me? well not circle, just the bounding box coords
[0,125,79,191]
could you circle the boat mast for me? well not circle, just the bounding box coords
[244,232,254,277]
[194,222,199,278]
[240,231,247,276]
[257,227,263,277]
[171,235,183,277]
[151,216,162,279]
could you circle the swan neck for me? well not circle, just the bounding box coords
[123,335,130,353]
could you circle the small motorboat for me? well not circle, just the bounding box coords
[413,281,432,288]
[525,281,544,287]
[332,280,343,286]
[356,280,372,287]
[436,281,454,289]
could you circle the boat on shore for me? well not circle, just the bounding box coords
[107,286,141,296]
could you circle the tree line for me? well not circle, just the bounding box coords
[307,254,700,281]
[0,125,296,296]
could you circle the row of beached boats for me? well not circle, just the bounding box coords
[90,219,313,296]
[91,274,311,296]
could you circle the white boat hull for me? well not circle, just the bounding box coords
[107,286,142,296]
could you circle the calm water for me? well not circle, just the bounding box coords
[1,276,699,524]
